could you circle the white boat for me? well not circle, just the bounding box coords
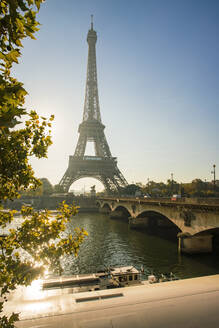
[102,266,141,288]
[42,267,178,292]
[42,266,141,290]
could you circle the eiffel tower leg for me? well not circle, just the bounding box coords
[114,167,128,188]
[100,176,115,194]
[99,173,125,195]
[74,135,87,157]
[59,169,74,192]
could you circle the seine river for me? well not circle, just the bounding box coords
[61,212,219,280]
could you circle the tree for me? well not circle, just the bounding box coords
[121,184,142,196]
[183,179,219,198]
[0,1,87,327]
[38,178,53,195]
[54,183,65,194]
[19,178,54,197]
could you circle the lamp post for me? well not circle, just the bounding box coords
[179,182,182,197]
[211,164,216,189]
[171,173,173,195]
[204,178,207,196]
[147,178,150,195]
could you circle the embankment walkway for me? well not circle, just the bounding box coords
[4,274,219,327]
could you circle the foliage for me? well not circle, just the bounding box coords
[121,184,141,196]
[0,0,43,130]
[39,178,53,194]
[0,1,87,327]
[0,111,54,201]
[20,177,54,196]
[182,179,219,197]
[54,183,64,194]
[131,179,219,198]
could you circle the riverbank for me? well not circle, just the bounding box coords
[4,274,219,327]
[4,194,98,211]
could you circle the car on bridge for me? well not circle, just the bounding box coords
[171,194,181,201]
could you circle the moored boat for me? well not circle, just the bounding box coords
[42,266,142,290]
[42,266,179,292]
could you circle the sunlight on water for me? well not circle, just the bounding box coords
[2,212,219,280]
[61,212,219,279]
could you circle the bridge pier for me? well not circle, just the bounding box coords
[99,207,111,214]
[178,233,213,254]
[110,210,127,220]
[128,217,149,229]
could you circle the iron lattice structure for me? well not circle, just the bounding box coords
[59,20,128,193]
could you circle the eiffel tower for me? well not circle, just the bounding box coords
[59,18,128,193]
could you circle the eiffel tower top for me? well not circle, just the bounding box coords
[87,14,96,41]
[83,16,101,122]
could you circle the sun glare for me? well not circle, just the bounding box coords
[24,279,44,301]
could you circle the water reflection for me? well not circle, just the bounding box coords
[3,212,218,279]
[61,212,219,279]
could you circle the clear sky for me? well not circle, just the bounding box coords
[14,0,219,191]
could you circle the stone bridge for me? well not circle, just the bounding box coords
[97,197,219,254]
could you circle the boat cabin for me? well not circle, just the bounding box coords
[109,266,141,286]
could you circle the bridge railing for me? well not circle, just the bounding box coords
[98,196,219,206]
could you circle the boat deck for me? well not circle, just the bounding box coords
[42,266,141,289]
[42,273,104,288]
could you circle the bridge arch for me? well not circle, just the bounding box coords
[111,205,131,220]
[194,227,219,252]
[138,210,181,230]
[196,227,219,253]
[194,227,219,236]
[132,210,182,239]
[98,202,111,214]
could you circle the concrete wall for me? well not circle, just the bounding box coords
[6,195,98,212]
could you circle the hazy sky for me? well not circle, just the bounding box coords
[14,0,219,191]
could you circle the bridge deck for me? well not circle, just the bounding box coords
[99,197,219,211]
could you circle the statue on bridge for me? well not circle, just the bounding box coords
[90,185,96,197]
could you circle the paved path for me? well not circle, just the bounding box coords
[4,275,219,328]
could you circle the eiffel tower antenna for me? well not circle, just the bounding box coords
[91,14,93,30]
[59,21,128,193]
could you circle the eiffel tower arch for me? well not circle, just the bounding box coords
[59,19,128,194]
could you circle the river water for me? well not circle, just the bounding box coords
[61,212,219,280]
